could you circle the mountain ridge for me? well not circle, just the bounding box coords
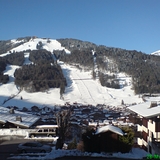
[150,50,160,56]
[0,36,159,108]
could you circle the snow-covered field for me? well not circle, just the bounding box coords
[0,38,144,109]
[0,62,143,109]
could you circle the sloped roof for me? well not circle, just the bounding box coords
[0,106,39,128]
[128,101,160,118]
[95,125,124,136]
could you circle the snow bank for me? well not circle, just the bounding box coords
[45,148,148,160]
[8,147,148,159]
[0,129,28,136]
[113,148,148,159]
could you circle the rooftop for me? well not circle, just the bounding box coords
[128,101,160,118]
[95,125,124,136]
[0,106,39,128]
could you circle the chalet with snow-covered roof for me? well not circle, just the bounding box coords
[128,101,160,154]
[41,106,52,114]
[83,125,126,153]
[0,106,40,129]
[31,105,41,112]
[95,125,124,136]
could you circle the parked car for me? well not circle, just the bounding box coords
[17,141,52,153]
[28,125,58,138]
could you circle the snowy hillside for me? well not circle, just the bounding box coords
[0,37,143,109]
[10,38,70,53]
[150,50,160,56]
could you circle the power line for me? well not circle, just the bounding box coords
[15,78,94,81]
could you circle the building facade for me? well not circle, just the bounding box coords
[129,101,160,154]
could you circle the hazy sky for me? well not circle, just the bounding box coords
[0,0,160,54]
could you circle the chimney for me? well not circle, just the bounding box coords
[16,116,22,122]
[150,101,157,108]
[9,108,15,114]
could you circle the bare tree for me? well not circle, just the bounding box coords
[56,109,71,149]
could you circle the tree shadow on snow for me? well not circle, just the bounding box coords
[0,95,50,109]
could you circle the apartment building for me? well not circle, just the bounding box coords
[128,101,160,154]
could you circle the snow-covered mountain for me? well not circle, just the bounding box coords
[150,50,160,56]
[0,37,145,109]
[1,37,70,56]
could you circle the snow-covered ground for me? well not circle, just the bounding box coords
[0,129,148,160]
[0,62,143,109]
[0,37,145,109]
[0,128,148,159]
[150,50,160,56]
[10,38,71,54]
[9,147,148,160]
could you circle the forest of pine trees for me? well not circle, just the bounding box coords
[14,51,66,92]
[14,62,66,92]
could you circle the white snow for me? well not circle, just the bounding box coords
[23,52,32,65]
[9,38,70,54]
[0,65,20,105]
[113,147,148,159]
[150,50,160,56]
[0,37,144,108]
[95,125,124,136]
[36,125,58,128]
[128,101,160,118]
[0,128,28,136]
[0,106,39,128]
[0,62,143,109]
[9,147,148,159]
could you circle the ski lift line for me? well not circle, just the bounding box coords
[15,78,93,81]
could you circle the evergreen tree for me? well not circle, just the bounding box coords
[56,109,71,149]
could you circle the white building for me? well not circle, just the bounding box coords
[128,101,160,154]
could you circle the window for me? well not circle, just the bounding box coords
[23,143,31,146]
[49,129,55,132]
[156,122,160,132]
[35,142,42,147]
[142,118,148,128]
[38,129,43,132]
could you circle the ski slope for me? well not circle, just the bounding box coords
[0,62,143,109]
[11,38,70,53]
[61,63,143,106]
[0,38,143,109]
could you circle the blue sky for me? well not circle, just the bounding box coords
[0,0,160,54]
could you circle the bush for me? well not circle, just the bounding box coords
[82,127,97,152]
[0,74,9,84]
[119,126,134,153]
[77,141,84,151]
[67,138,77,149]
